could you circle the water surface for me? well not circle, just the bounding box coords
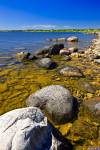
[0,32,96,66]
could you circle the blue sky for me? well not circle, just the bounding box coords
[0,0,100,29]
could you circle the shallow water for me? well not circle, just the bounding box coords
[0,32,96,66]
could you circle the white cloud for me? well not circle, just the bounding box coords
[32,24,57,29]
[21,24,73,30]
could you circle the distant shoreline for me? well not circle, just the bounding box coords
[0,29,100,33]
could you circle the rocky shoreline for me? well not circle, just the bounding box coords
[0,33,100,149]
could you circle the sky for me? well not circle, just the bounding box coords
[0,0,100,29]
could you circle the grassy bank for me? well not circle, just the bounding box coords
[0,29,100,32]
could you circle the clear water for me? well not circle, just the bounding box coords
[0,32,96,66]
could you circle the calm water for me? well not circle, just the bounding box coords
[0,32,96,66]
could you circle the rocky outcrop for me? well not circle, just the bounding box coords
[37,58,57,69]
[60,66,83,77]
[26,85,74,124]
[0,107,52,150]
[67,36,78,42]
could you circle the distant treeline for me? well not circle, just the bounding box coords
[0,29,100,32]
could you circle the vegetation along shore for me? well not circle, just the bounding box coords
[0,28,100,33]
[0,32,100,149]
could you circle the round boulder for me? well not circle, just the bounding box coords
[0,107,52,150]
[26,85,74,124]
[60,66,83,77]
[67,36,78,42]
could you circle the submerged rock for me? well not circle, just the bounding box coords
[0,107,52,150]
[84,97,100,123]
[67,36,78,42]
[37,58,57,69]
[60,66,83,77]
[79,81,96,93]
[26,85,74,124]
[48,38,67,42]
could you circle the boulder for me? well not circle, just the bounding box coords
[0,107,52,150]
[67,36,78,42]
[35,44,64,56]
[26,85,74,124]
[60,66,83,77]
[49,44,64,55]
[15,51,31,62]
[37,58,57,69]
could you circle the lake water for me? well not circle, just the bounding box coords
[0,32,96,66]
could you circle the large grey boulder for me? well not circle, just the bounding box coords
[26,85,74,124]
[0,107,52,150]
